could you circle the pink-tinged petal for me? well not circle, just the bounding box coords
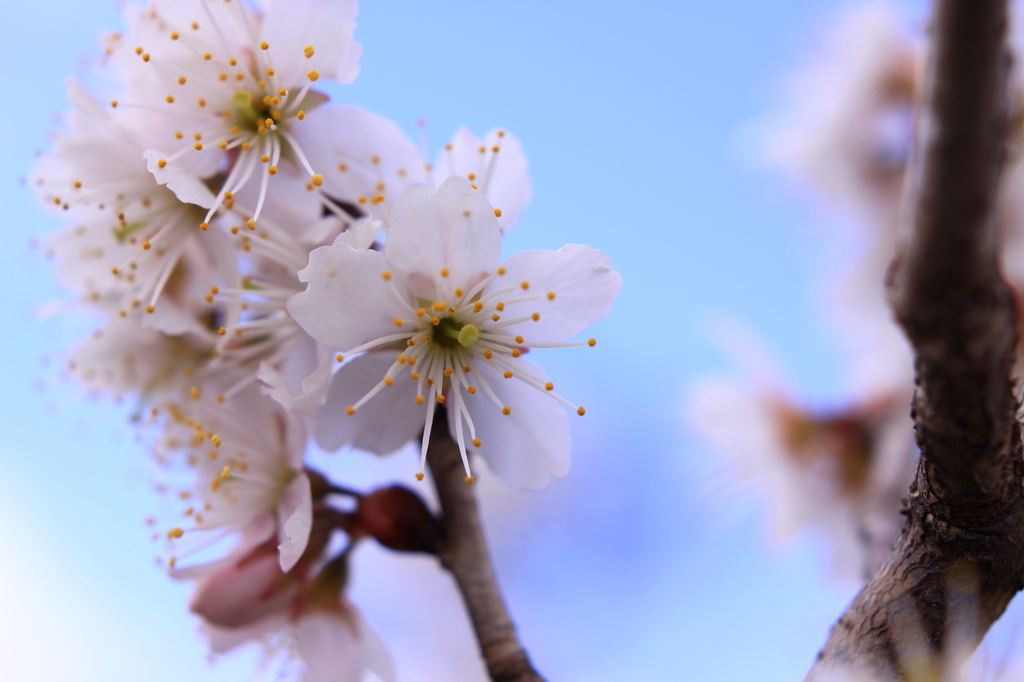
[189,546,299,628]
[459,360,570,489]
[495,244,622,343]
[288,244,412,351]
[291,342,336,415]
[315,352,426,455]
[387,177,502,300]
[359,613,397,682]
[297,105,426,212]
[277,473,313,572]
[168,512,276,580]
[432,127,532,233]
[144,150,216,209]
[261,0,361,86]
[294,611,365,682]
[200,612,290,655]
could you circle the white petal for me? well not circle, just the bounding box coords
[315,352,426,455]
[168,512,276,580]
[261,0,361,86]
[189,549,297,628]
[288,243,411,351]
[258,361,295,412]
[495,244,622,343]
[459,360,569,489]
[297,105,426,212]
[277,473,313,572]
[357,612,397,682]
[144,150,216,209]
[332,217,382,250]
[432,127,531,233]
[291,342,336,415]
[200,612,289,655]
[295,611,364,682]
[387,177,502,300]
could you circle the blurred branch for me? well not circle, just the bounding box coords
[426,408,546,682]
[807,1,1024,679]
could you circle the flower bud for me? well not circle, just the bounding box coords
[352,486,440,554]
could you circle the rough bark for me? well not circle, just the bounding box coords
[426,407,546,682]
[807,1,1024,679]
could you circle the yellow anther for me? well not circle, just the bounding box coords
[588,338,597,347]
[218,327,227,335]
[170,31,180,40]
[297,111,306,120]
[471,184,478,189]
[335,354,345,362]
[394,317,404,327]
[545,382,554,391]
[199,222,209,230]
[178,76,186,85]
[241,141,251,150]
[497,266,507,275]
[345,406,356,415]
[408,357,417,366]
[520,281,530,290]
[189,385,200,399]
[431,316,440,326]
[382,271,392,281]
[433,301,446,311]
[142,240,152,250]
[303,44,315,58]
[110,100,118,108]
[514,335,524,344]
[193,132,202,140]
[220,466,231,480]
[260,41,269,50]
[134,46,143,55]
[410,371,420,380]
[492,145,500,152]
[531,312,540,321]
[472,301,484,313]
[229,58,238,66]
[168,556,177,568]
[338,162,348,171]
[502,406,511,415]
[493,208,503,217]
[192,22,199,29]
[278,88,288,96]
[210,479,221,491]
[371,155,381,165]
[503,370,513,379]
[168,528,184,538]
[407,339,416,347]
[497,130,506,138]
[440,267,450,278]
[268,166,277,175]
[265,117,274,127]
[484,349,493,359]
[577,407,586,416]
[311,174,323,187]
[145,305,155,313]
[246,219,256,230]
[415,307,425,317]
[443,367,454,377]
[415,472,424,481]
[218,141,227,149]
[210,434,222,447]
[511,349,521,358]
[142,53,150,61]
[435,395,445,404]
[230,226,240,234]
[194,142,203,150]
[307,69,320,81]
[547,291,556,300]
[198,98,207,107]
[467,385,477,394]
[203,52,211,60]
[266,67,275,76]
[175,131,184,139]
[371,194,385,204]
[219,73,228,80]
[111,266,120,276]
[491,314,501,322]
[455,288,464,297]
[261,155,270,163]
[157,159,168,169]
[496,302,505,311]
[166,95,175,103]
[384,376,394,386]
[467,173,477,181]
[415,395,425,405]
[465,476,475,484]
[472,438,482,447]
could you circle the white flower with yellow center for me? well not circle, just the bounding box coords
[287,176,621,489]
[105,0,381,231]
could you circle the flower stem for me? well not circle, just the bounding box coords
[426,407,546,682]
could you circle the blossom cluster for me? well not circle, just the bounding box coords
[34,0,621,678]
[691,4,1024,579]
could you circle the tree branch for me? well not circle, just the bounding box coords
[808,1,1024,679]
[426,407,546,682]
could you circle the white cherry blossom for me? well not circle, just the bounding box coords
[287,176,621,489]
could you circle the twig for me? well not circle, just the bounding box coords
[807,1,1024,679]
[426,407,546,682]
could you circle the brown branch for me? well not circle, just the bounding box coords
[808,1,1024,679]
[426,407,546,682]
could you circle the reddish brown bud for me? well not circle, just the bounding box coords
[352,486,440,554]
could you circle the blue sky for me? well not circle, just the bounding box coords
[0,1,954,680]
